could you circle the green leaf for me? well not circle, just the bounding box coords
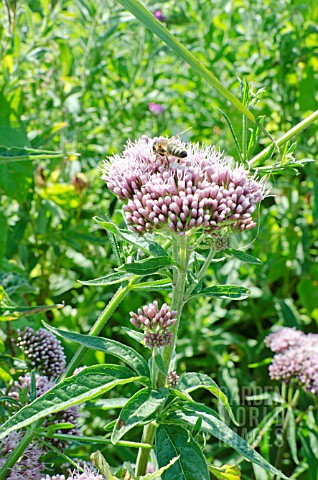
[209,464,241,480]
[94,218,159,255]
[156,424,210,480]
[197,285,250,299]
[154,350,168,376]
[122,327,145,344]
[0,212,8,263]
[119,256,173,275]
[141,457,180,480]
[0,146,64,164]
[0,297,64,321]
[178,372,238,425]
[111,387,168,443]
[91,451,118,479]
[132,278,172,292]
[43,322,150,378]
[0,365,148,440]
[79,272,135,286]
[224,249,262,265]
[286,407,299,465]
[166,402,289,479]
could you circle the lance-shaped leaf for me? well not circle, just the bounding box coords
[132,279,172,292]
[224,249,262,265]
[178,372,238,425]
[94,218,166,257]
[156,424,210,480]
[0,365,148,441]
[79,272,135,286]
[118,256,173,275]
[166,402,289,480]
[0,146,65,163]
[112,387,168,443]
[197,285,250,299]
[43,322,150,378]
[0,297,64,321]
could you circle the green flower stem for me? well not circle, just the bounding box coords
[51,433,152,449]
[184,246,216,302]
[274,384,300,478]
[135,235,191,476]
[151,347,157,389]
[135,423,157,476]
[0,278,139,478]
[61,276,139,380]
[0,425,39,480]
[250,109,318,166]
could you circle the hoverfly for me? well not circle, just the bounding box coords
[152,128,191,163]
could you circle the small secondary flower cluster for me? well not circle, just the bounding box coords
[130,301,177,348]
[102,136,264,236]
[265,327,318,395]
[17,327,66,378]
[42,466,104,480]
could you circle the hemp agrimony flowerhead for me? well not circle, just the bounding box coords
[102,136,265,237]
[130,301,177,348]
[17,327,66,378]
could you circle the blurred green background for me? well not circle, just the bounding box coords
[0,0,317,477]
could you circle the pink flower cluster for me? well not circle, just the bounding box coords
[9,373,79,448]
[0,432,44,480]
[265,328,318,395]
[102,136,264,236]
[42,466,104,480]
[130,301,177,349]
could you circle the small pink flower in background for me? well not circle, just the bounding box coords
[265,327,318,395]
[154,9,166,22]
[148,102,165,115]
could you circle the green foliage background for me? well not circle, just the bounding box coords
[0,0,317,478]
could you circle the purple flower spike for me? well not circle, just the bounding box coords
[148,102,165,115]
[102,137,265,237]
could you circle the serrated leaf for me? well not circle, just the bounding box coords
[119,256,173,275]
[112,387,168,443]
[0,365,148,440]
[224,249,262,265]
[198,285,250,299]
[156,424,210,480]
[166,402,289,479]
[178,372,238,425]
[43,322,150,378]
[79,272,135,286]
[209,464,241,480]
